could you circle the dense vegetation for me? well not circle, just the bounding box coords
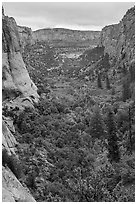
[7,69,134,201]
[3,28,135,202]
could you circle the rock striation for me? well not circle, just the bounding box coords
[18,25,34,51]
[2,117,17,155]
[2,9,39,103]
[33,28,100,48]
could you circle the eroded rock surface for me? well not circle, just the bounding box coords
[2,8,37,202]
[99,6,135,64]
[2,10,39,103]
[18,25,34,51]
[2,167,36,202]
[2,119,17,155]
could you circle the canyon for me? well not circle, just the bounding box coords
[2,5,135,202]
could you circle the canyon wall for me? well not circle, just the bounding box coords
[2,10,39,102]
[2,8,37,202]
[33,28,100,47]
[99,6,135,65]
[18,25,35,51]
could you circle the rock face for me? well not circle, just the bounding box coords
[2,167,36,202]
[2,8,37,202]
[99,6,135,64]
[2,118,17,155]
[2,116,36,202]
[33,28,100,48]
[2,10,39,103]
[18,25,34,51]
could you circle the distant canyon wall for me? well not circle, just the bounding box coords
[32,28,100,47]
[18,26,101,48]
[18,6,135,67]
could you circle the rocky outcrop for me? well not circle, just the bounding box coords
[2,118,17,155]
[2,9,39,103]
[99,6,135,65]
[33,28,100,48]
[2,167,36,202]
[18,25,34,51]
[2,8,37,202]
[2,116,36,202]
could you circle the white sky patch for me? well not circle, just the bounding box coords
[54,24,103,31]
[14,16,56,31]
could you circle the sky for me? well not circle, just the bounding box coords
[2,2,135,31]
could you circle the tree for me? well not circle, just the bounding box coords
[106,74,111,89]
[122,75,131,101]
[97,73,102,89]
[89,107,105,142]
[106,110,120,163]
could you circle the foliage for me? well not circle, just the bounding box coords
[97,73,102,88]
[13,94,135,201]
[2,149,22,179]
[13,36,135,202]
[106,74,111,89]
[88,106,105,141]
[106,110,120,163]
[122,75,131,101]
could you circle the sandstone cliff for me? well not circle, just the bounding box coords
[18,25,34,51]
[33,28,100,48]
[2,8,37,202]
[99,6,135,65]
[2,10,39,103]
[2,166,36,202]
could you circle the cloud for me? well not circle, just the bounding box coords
[3,2,135,31]
[14,16,56,31]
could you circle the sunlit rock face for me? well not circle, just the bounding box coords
[2,9,39,103]
[2,118,17,155]
[99,6,135,65]
[2,167,36,202]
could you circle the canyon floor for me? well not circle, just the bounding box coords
[12,40,134,202]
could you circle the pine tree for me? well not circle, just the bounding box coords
[106,74,111,89]
[122,76,131,101]
[106,110,120,163]
[97,73,102,89]
[89,107,105,142]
